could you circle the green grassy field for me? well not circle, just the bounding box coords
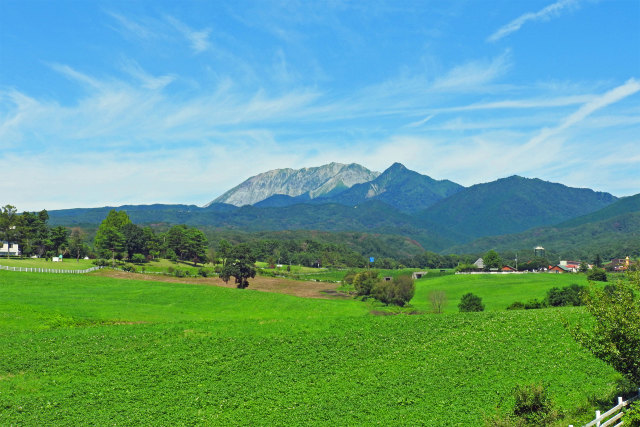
[0,270,623,425]
[413,272,591,313]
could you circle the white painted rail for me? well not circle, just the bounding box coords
[570,388,640,427]
[0,265,102,274]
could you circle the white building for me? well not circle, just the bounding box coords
[0,241,20,256]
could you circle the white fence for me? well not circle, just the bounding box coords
[571,388,640,427]
[0,265,102,274]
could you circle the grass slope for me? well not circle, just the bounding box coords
[412,273,590,313]
[0,271,621,425]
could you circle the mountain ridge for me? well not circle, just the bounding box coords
[206,162,380,207]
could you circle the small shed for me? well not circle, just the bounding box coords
[501,265,516,272]
[412,271,428,279]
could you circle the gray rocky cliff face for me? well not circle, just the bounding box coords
[205,163,380,207]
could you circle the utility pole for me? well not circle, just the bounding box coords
[515,253,518,270]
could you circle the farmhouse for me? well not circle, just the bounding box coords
[549,265,572,273]
[501,265,516,272]
[473,258,484,269]
[0,241,20,256]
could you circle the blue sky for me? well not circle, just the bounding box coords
[1,0,639,211]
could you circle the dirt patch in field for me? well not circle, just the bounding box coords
[95,270,348,300]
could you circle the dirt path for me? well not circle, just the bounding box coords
[95,270,350,299]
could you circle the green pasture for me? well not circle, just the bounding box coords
[0,257,96,270]
[0,271,625,425]
[412,272,591,313]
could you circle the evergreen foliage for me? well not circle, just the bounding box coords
[458,293,485,312]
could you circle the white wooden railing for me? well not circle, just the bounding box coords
[0,264,102,274]
[571,388,640,427]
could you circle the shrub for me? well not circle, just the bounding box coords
[174,269,185,277]
[546,284,585,307]
[92,259,109,267]
[372,275,415,307]
[167,266,175,274]
[121,264,136,273]
[625,401,640,427]
[455,263,477,273]
[512,383,558,425]
[429,290,447,313]
[587,267,608,282]
[342,270,358,285]
[353,270,379,296]
[458,293,484,312]
[506,301,525,310]
[131,253,146,264]
[198,268,211,277]
[524,298,545,310]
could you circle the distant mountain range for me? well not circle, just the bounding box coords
[206,162,379,207]
[46,162,639,258]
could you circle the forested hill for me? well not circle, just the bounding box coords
[417,176,617,242]
[48,201,455,251]
[448,210,640,261]
[45,174,628,256]
[556,193,640,228]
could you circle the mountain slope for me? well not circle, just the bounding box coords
[557,193,640,228]
[315,163,463,212]
[206,163,379,207]
[419,176,617,242]
[48,201,455,251]
[448,210,640,260]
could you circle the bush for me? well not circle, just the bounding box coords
[198,268,212,277]
[455,263,477,272]
[131,253,146,264]
[342,270,358,285]
[625,401,640,427]
[546,284,585,307]
[92,259,109,267]
[512,383,558,425]
[372,275,415,307]
[167,266,175,274]
[121,264,136,273]
[458,293,484,312]
[174,269,185,277]
[353,270,379,296]
[506,301,525,310]
[587,267,608,282]
[524,298,545,310]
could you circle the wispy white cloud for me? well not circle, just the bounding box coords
[120,59,175,90]
[166,16,211,53]
[488,0,582,42]
[406,115,434,128]
[106,11,156,40]
[523,78,640,150]
[432,51,512,90]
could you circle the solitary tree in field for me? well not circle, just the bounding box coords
[219,244,256,288]
[458,293,484,312]
[429,290,447,313]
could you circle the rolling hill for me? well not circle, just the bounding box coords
[418,176,617,242]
